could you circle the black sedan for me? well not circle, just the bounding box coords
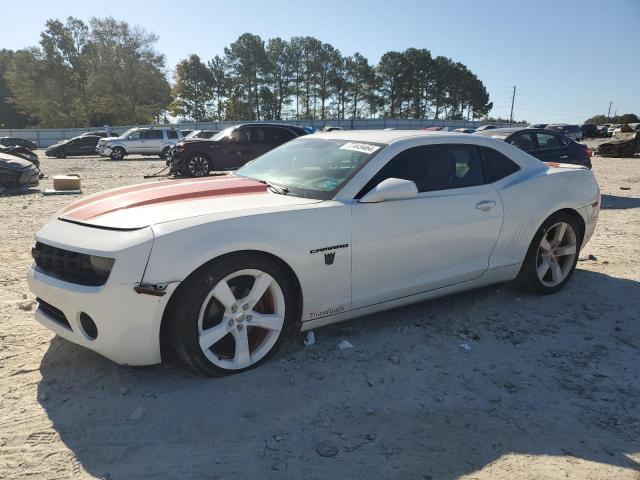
[474,127,592,169]
[169,123,308,177]
[0,136,38,151]
[45,135,102,158]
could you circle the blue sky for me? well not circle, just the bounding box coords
[2,0,639,123]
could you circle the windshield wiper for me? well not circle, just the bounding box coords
[257,179,289,195]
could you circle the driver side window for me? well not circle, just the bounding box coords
[358,145,484,197]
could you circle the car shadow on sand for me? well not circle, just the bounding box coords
[600,194,640,210]
[37,269,640,479]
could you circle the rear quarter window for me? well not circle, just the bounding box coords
[479,147,521,182]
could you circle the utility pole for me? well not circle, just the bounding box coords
[509,86,516,126]
[607,101,612,118]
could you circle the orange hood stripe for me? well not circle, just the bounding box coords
[60,176,267,222]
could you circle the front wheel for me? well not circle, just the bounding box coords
[110,147,125,160]
[185,153,211,177]
[168,254,297,376]
[518,212,582,294]
[160,147,171,159]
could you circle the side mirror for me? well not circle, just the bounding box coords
[359,178,418,203]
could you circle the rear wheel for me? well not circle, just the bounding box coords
[518,212,581,294]
[185,153,210,177]
[169,254,297,376]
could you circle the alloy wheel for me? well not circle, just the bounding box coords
[188,156,209,177]
[197,269,285,370]
[536,222,577,287]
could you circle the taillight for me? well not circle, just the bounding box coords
[585,148,593,157]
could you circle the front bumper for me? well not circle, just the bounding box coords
[26,220,174,366]
[28,266,176,365]
[97,145,113,157]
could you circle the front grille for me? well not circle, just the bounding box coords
[37,298,72,330]
[32,242,114,286]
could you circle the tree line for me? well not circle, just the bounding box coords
[583,113,639,125]
[170,33,492,123]
[0,17,170,128]
[0,17,492,128]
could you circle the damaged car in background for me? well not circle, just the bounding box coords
[595,125,640,157]
[0,144,39,168]
[0,151,40,189]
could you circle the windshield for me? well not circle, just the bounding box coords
[235,137,385,200]
[185,130,199,139]
[211,127,235,141]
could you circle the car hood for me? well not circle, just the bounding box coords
[57,175,322,230]
[0,152,34,170]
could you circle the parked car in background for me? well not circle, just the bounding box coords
[474,125,499,132]
[80,131,119,138]
[474,127,592,168]
[581,124,599,139]
[46,135,102,158]
[322,126,343,132]
[546,124,582,141]
[596,125,610,137]
[529,123,548,129]
[27,130,600,375]
[607,124,622,137]
[0,137,38,151]
[0,151,40,188]
[453,128,475,133]
[185,130,219,140]
[97,127,183,160]
[0,145,39,167]
[169,123,308,177]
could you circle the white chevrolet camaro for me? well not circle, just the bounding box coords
[28,130,600,375]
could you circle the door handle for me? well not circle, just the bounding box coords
[476,200,497,211]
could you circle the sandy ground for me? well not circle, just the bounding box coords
[0,147,639,480]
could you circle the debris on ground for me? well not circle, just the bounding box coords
[304,331,316,346]
[338,339,353,350]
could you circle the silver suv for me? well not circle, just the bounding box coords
[97,127,182,160]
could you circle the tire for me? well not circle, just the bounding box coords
[168,253,298,376]
[160,147,171,159]
[110,147,126,161]
[518,212,582,294]
[185,153,211,177]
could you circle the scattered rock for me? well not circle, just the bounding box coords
[128,407,146,422]
[22,293,27,300]
[588,254,597,261]
[304,331,316,346]
[19,302,34,311]
[119,387,129,396]
[459,343,472,351]
[315,442,339,458]
[619,186,630,190]
[338,339,353,351]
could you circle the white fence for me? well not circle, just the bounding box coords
[0,118,513,148]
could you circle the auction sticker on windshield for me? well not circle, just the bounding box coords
[339,142,381,154]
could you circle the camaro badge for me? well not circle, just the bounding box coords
[310,244,348,266]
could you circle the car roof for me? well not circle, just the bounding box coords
[309,129,492,144]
